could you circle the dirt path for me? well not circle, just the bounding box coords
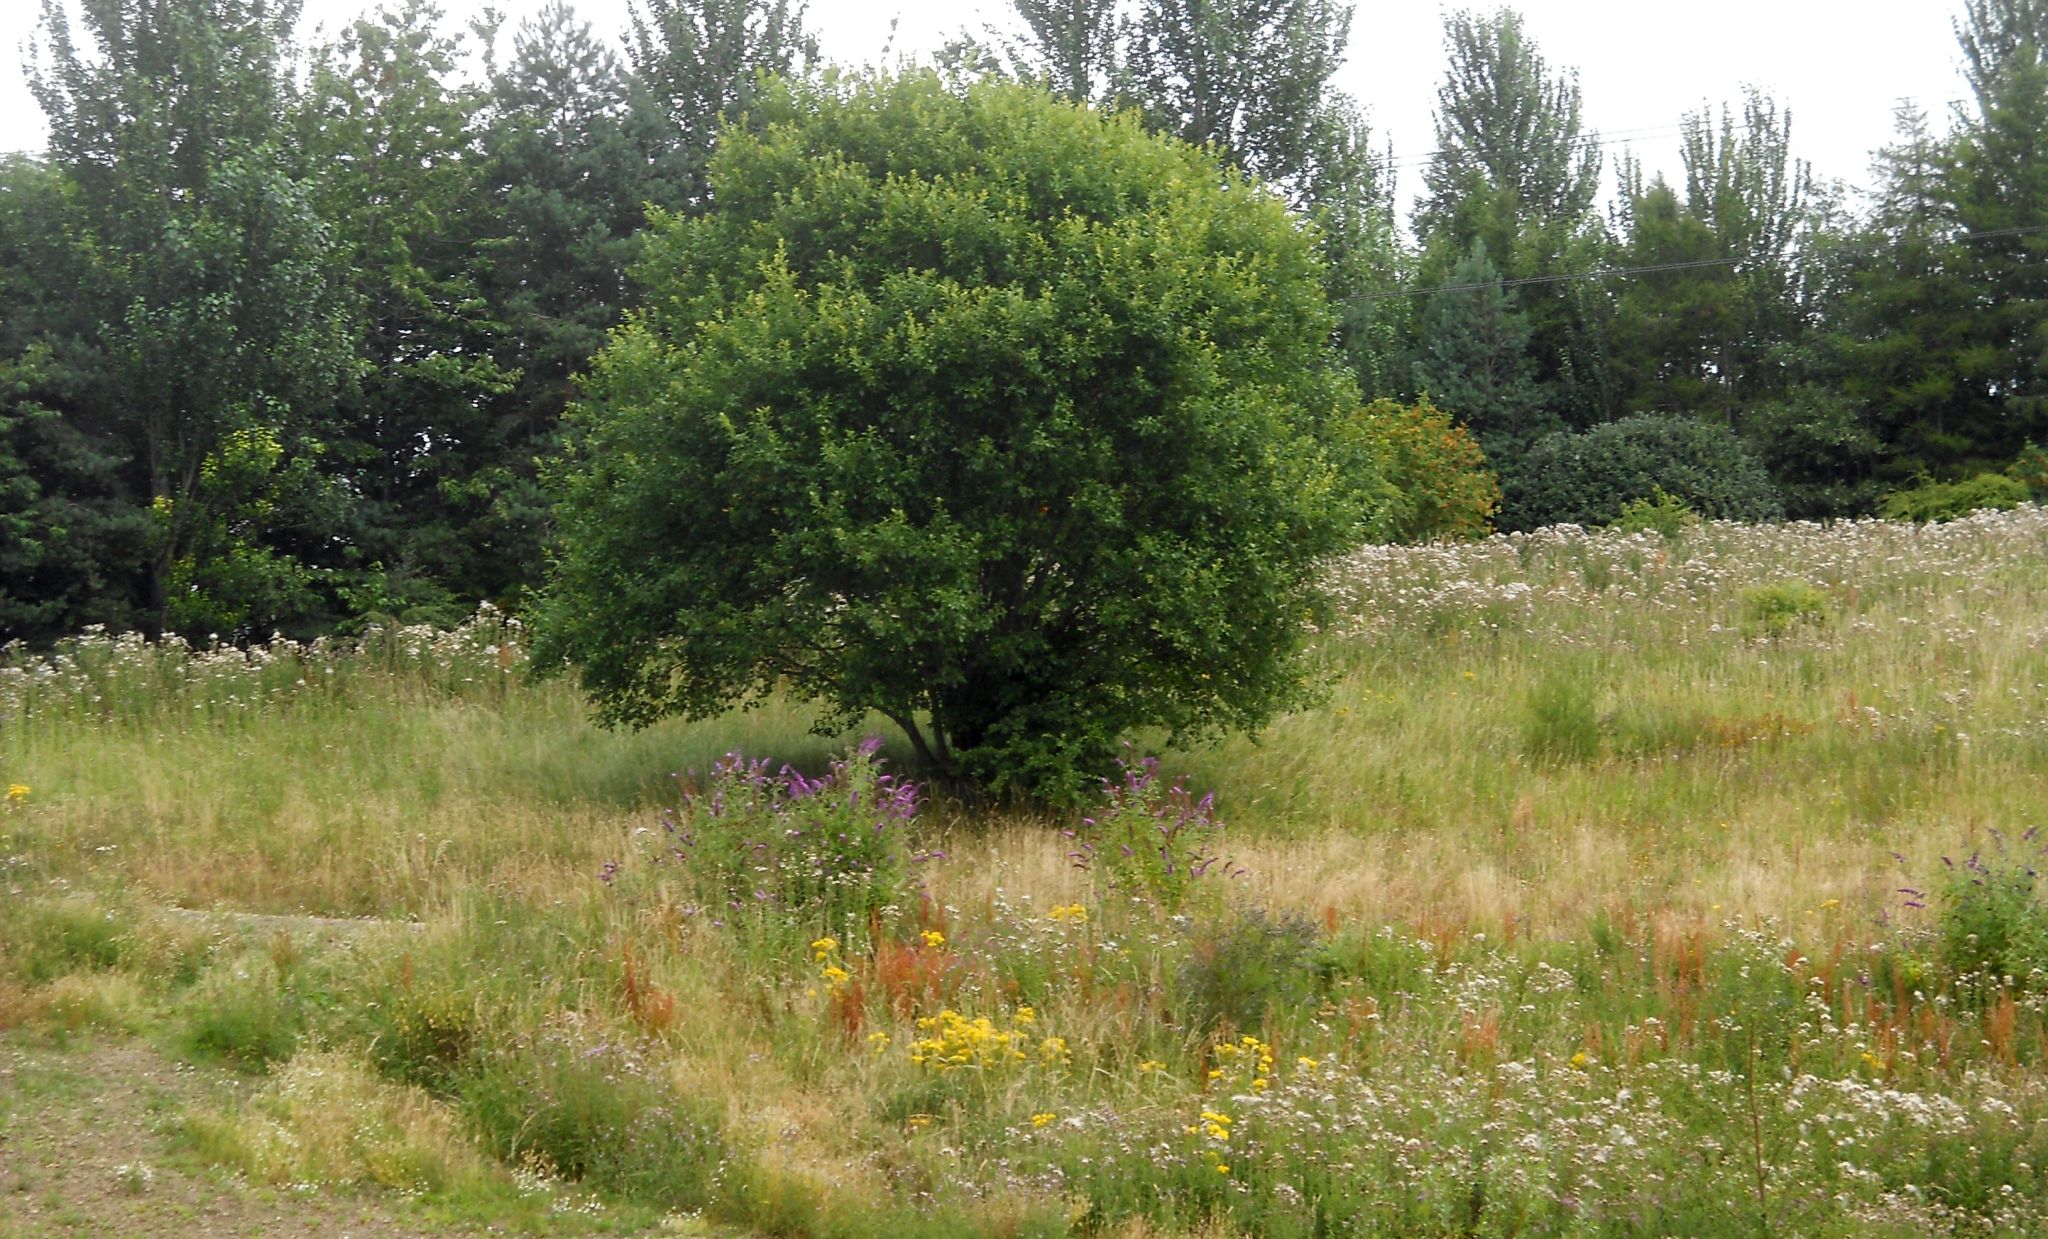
[0,1037,452,1239]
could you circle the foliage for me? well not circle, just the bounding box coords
[1503,413,1785,530]
[2012,442,2048,498]
[635,740,921,942]
[625,0,817,208]
[27,0,358,638]
[1065,753,1237,912]
[1409,241,1555,464]
[1341,395,1500,542]
[1936,833,2048,997]
[1415,7,1611,429]
[1741,383,1886,519]
[536,72,1371,797]
[1609,488,1696,538]
[1877,472,2030,522]
[1740,579,1829,638]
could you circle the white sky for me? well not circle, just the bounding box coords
[0,0,1975,216]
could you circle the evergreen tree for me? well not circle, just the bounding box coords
[1410,242,1553,464]
[472,2,679,606]
[1833,103,1981,478]
[296,0,517,620]
[1950,0,2048,456]
[1677,89,1821,418]
[1608,173,1735,417]
[1609,92,1821,424]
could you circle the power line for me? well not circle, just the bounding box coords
[1366,120,1696,174]
[1341,221,2048,304]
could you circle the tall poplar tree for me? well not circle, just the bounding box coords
[1415,8,1610,429]
[625,0,817,210]
[28,0,357,637]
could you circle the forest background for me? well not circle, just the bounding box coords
[1,0,2044,644]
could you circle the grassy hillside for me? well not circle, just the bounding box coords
[6,509,2048,1236]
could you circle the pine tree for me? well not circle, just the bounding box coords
[295,0,518,620]
[1834,103,1981,478]
[1410,242,1554,465]
[1950,0,2048,456]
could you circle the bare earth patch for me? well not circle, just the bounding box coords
[0,1037,452,1239]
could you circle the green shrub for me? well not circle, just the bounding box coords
[1342,396,1500,542]
[1878,472,2029,522]
[1743,385,1885,519]
[1741,579,1829,637]
[1502,413,1783,531]
[2011,442,2048,500]
[1610,487,1697,538]
[534,71,1373,801]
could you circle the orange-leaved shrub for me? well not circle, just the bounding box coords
[1343,396,1500,543]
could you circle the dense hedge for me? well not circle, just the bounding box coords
[1501,413,1784,530]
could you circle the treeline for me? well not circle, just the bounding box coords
[1,0,2044,645]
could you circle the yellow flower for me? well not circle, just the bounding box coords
[810,936,839,962]
[1014,1005,1036,1025]
[5,784,26,803]
[1296,1056,1319,1070]
[1570,1051,1590,1069]
[921,929,946,948]
[821,964,850,987]
[1137,1059,1166,1074]
[1048,904,1089,924]
[1030,1112,1057,1128]
[1215,1164,1230,1175]
[1038,1036,1069,1062]
[867,1031,892,1052]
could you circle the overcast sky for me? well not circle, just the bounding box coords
[1,0,1976,215]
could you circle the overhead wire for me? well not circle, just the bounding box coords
[1338,221,2048,304]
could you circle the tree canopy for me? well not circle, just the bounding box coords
[533,72,1374,796]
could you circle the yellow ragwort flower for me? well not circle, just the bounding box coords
[921,929,946,948]
[1030,1112,1056,1128]
[5,784,27,804]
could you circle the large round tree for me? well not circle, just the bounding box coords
[535,72,1374,796]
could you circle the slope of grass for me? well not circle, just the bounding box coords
[6,509,2048,1235]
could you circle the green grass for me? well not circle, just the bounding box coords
[6,510,2048,1234]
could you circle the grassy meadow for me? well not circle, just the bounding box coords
[7,509,2048,1235]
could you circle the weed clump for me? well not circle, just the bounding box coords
[1741,579,1829,637]
[1937,834,2048,998]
